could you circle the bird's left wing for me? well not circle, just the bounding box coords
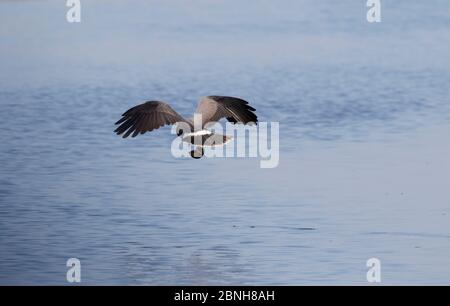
[114,101,187,138]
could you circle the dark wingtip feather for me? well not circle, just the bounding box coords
[115,116,127,125]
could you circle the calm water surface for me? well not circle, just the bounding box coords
[0,0,450,284]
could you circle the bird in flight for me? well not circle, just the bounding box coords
[114,96,258,158]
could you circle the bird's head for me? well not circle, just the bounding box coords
[176,125,185,137]
[175,121,193,137]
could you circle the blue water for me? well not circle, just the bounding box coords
[1,0,450,285]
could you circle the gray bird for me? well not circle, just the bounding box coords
[114,96,258,158]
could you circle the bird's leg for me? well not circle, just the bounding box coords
[190,147,204,159]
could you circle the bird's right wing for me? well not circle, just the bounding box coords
[114,101,187,138]
[195,96,258,127]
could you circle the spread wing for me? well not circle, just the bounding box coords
[114,101,186,138]
[195,96,258,127]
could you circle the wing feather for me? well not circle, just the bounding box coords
[195,96,258,127]
[114,101,186,138]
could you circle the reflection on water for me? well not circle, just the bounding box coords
[0,0,450,284]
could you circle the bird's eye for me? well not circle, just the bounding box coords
[176,128,184,136]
